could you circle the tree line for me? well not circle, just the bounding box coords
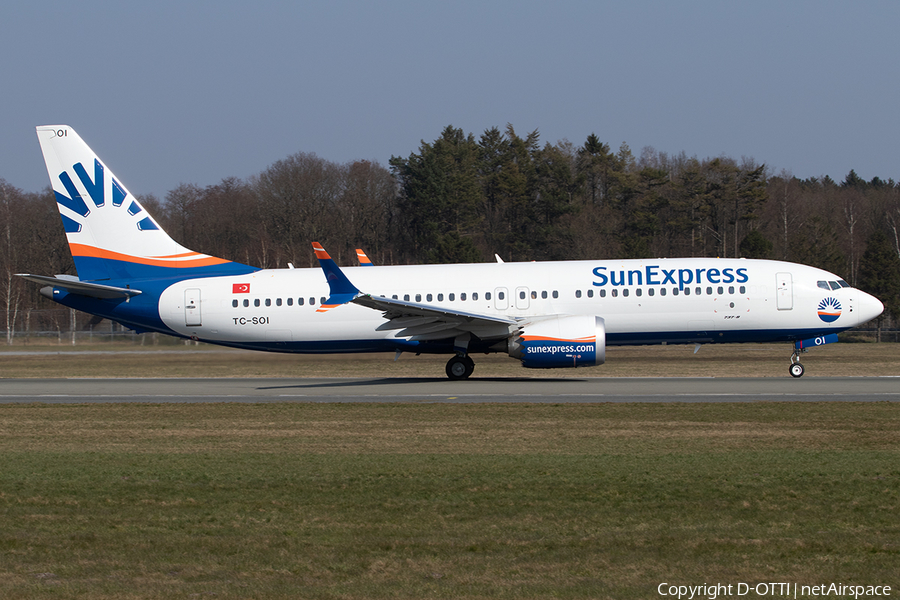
[2,123,899,340]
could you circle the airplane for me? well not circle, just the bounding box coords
[19,125,885,379]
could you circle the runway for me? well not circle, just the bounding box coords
[0,377,898,403]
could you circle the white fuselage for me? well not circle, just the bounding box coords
[157,258,881,352]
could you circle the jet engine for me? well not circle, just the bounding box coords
[508,315,606,369]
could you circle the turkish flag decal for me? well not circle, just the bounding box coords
[232,283,250,293]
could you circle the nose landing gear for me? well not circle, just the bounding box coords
[789,346,805,378]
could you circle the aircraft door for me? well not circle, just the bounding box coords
[494,287,509,310]
[776,273,793,310]
[185,288,202,326]
[515,287,530,310]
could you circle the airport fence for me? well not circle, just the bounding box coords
[2,309,898,347]
[1,308,175,346]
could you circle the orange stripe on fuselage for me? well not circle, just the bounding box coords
[520,335,595,343]
[69,243,231,268]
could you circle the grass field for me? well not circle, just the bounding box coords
[0,402,898,599]
[0,339,899,378]
[1,343,898,598]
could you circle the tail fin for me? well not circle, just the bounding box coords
[36,125,254,282]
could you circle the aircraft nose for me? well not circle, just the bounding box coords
[856,290,884,326]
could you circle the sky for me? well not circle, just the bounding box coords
[3,1,899,199]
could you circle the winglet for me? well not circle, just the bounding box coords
[356,249,374,266]
[312,242,360,312]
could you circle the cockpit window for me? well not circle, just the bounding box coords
[829,281,841,290]
[838,280,851,288]
[817,281,830,290]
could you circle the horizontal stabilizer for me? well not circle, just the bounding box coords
[16,274,142,299]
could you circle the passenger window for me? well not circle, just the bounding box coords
[265,298,271,307]
[684,288,690,296]
[817,281,830,290]
[461,293,467,301]
[728,286,734,294]
[612,289,618,297]
[636,288,642,297]
[449,293,455,301]
[276,298,282,306]
[717,286,724,295]
[531,291,537,299]
[287,298,293,306]
[404,294,410,301]
[392,295,398,300]
[254,299,260,307]
[739,286,746,294]
[232,299,238,308]
[552,291,558,299]
[600,289,607,298]
[520,291,526,299]
[673,288,679,296]
[243,299,249,307]
[707,287,713,295]
[648,288,654,297]
[587,289,593,298]
[426,293,432,302]
[309,297,315,305]
[498,292,504,300]
[542,291,548,299]
[320,297,326,305]
[437,293,443,301]
[660,288,667,296]
[623,289,629,297]
[486,292,491,300]
[298,297,304,306]
[473,292,478,301]
[415,294,421,302]
[575,290,582,298]
[695,287,701,295]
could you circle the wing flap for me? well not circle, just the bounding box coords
[352,294,516,341]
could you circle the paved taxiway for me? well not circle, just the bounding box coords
[0,377,898,403]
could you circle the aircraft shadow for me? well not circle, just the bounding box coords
[257,376,586,390]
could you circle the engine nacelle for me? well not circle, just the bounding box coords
[508,315,606,369]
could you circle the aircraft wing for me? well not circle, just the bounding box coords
[312,242,516,342]
[352,293,517,341]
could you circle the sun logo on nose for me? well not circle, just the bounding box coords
[817,297,842,323]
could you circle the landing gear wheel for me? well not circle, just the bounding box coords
[789,362,805,378]
[446,355,475,380]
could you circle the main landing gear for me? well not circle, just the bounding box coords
[446,354,475,380]
[789,347,805,378]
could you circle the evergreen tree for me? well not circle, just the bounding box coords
[390,126,483,262]
[858,229,900,340]
[739,229,773,258]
